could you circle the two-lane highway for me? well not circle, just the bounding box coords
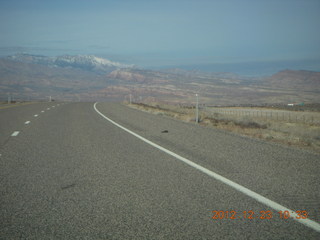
[0,102,319,239]
[0,102,64,146]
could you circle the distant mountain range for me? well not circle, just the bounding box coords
[1,54,319,104]
[265,69,320,90]
[7,53,135,73]
[170,59,320,77]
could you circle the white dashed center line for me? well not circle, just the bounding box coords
[11,131,20,136]
[34,114,38,117]
[47,108,50,110]
[41,110,45,113]
[25,121,31,124]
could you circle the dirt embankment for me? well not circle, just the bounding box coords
[126,102,320,154]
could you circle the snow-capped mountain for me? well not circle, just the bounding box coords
[7,53,134,73]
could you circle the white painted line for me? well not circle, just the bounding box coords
[52,106,55,108]
[25,121,31,124]
[93,102,320,233]
[11,131,20,137]
[34,114,38,117]
[47,108,50,110]
[41,110,45,113]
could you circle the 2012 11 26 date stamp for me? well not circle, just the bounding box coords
[211,210,308,220]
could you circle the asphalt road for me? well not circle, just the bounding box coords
[0,102,58,146]
[0,102,319,239]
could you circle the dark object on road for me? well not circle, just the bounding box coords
[161,130,169,133]
[61,183,76,190]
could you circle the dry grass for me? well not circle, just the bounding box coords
[126,102,320,154]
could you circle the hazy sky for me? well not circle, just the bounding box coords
[1,0,320,67]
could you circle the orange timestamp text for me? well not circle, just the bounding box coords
[211,210,308,220]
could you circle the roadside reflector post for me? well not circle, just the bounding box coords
[195,94,199,123]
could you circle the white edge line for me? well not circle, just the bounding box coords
[11,131,20,136]
[34,114,38,117]
[93,102,320,233]
[25,121,30,124]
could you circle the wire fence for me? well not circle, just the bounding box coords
[203,107,320,124]
[127,95,320,124]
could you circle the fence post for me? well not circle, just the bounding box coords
[195,94,199,123]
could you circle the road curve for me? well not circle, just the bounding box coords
[0,102,319,239]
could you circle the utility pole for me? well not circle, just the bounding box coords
[195,94,199,123]
[7,93,11,104]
